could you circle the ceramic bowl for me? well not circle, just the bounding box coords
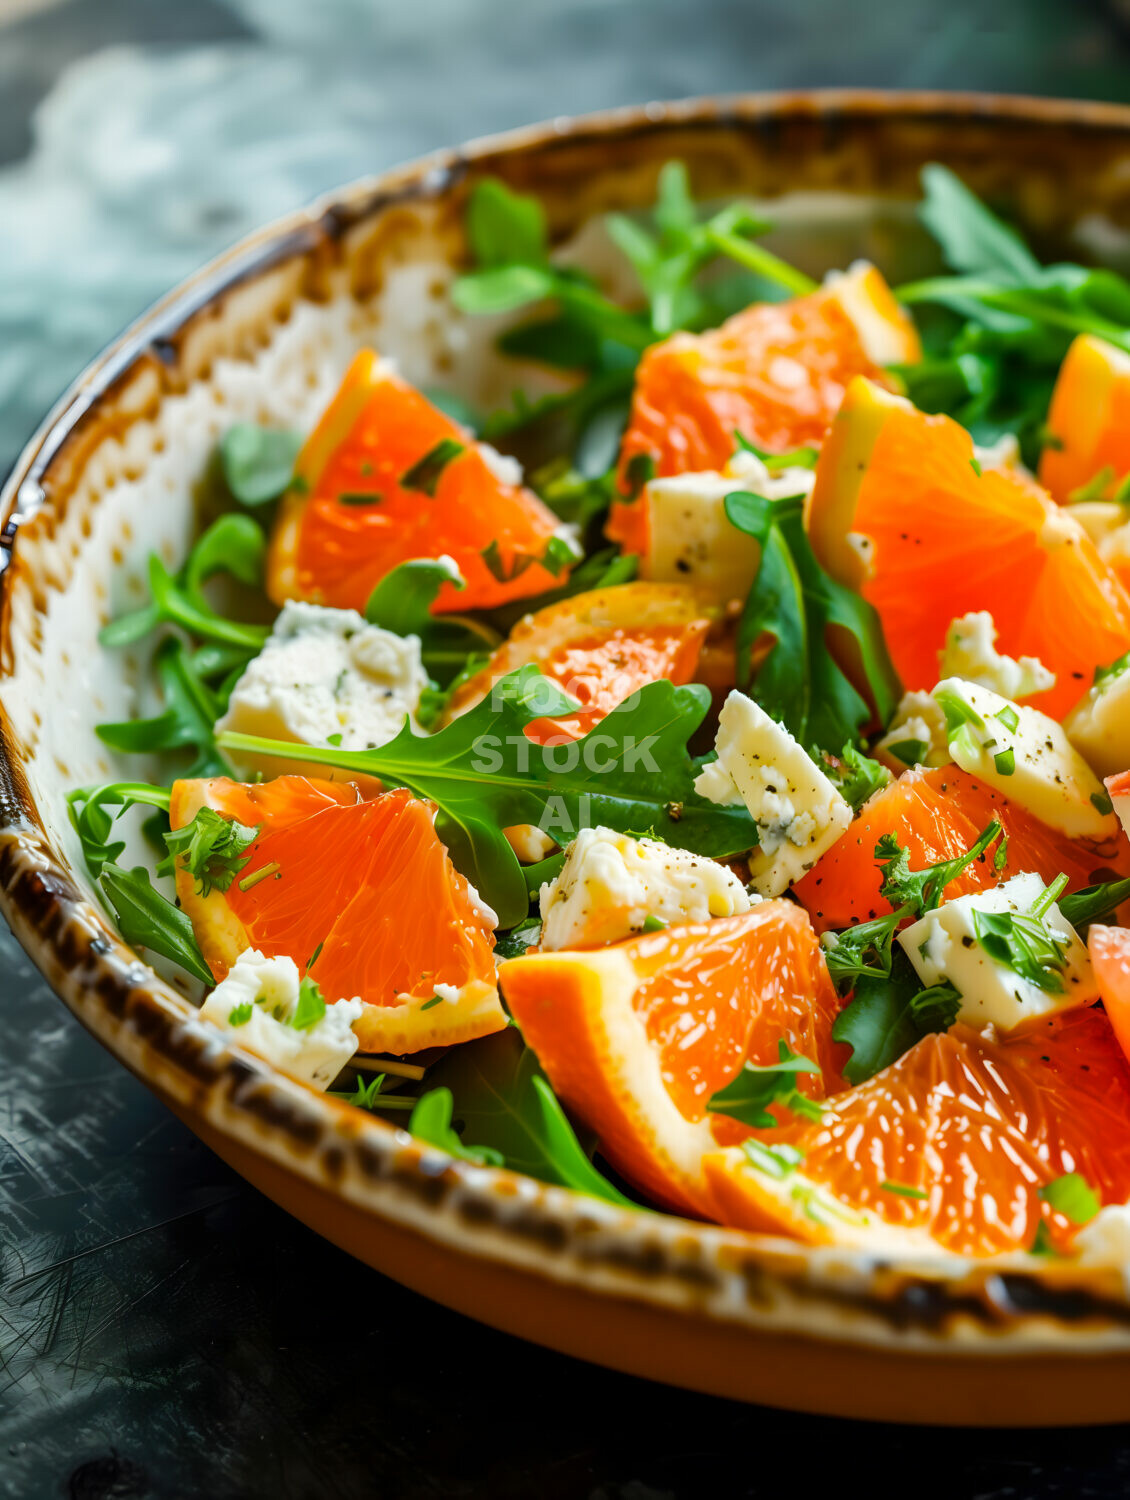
[6,91,1130,1426]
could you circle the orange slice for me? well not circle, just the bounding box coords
[705,1006,1130,1256]
[442,581,712,739]
[607,264,919,556]
[793,764,1129,935]
[170,775,504,1054]
[267,349,567,614]
[805,377,1130,720]
[1040,333,1130,504]
[499,902,844,1217]
[1090,924,1130,1069]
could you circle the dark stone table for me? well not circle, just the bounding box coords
[4,3,1130,1496]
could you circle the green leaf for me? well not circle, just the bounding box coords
[160,806,258,897]
[408,1087,505,1166]
[67,781,174,881]
[400,438,466,496]
[831,951,961,1085]
[1039,1172,1101,1225]
[99,865,213,984]
[820,743,890,812]
[97,636,227,778]
[423,1028,635,1203]
[219,424,303,507]
[99,515,269,652]
[706,1040,823,1129]
[330,1072,415,1110]
[451,263,558,315]
[291,975,327,1032]
[918,164,1041,281]
[465,177,548,269]
[228,1002,253,1027]
[363,556,499,687]
[1059,877,1130,930]
[493,916,542,961]
[820,906,910,991]
[876,818,1004,917]
[218,667,758,928]
[724,491,900,752]
[971,890,1069,994]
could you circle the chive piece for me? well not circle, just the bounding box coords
[887,738,927,767]
[237,860,280,892]
[1092,791,1114,816]
[995,705,1020,733]
[993,747,1015,776]
[624,452,656,499]
[338,491,381,506]
[969,457,982,477]
[880,1180,928,1200]
[641,914,668,933]
[420,995,444,1011]
[400,438,465,496]
[228,1002,254,1027]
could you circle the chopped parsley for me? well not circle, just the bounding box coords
[227,1002,254,1027]
[707,1041,823,1129]
[161,807,259,897]
[290,975,328,1032]
[1039,1172,1101,1225]
[876,818,1004,917]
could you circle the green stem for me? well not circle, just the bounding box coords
[705,228,818,297]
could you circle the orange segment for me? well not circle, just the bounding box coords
[793,764,1129,935]
[443,582,711,739]
[705,1007,1130,1257]
[607,264,919,556]
[1040,333,1130,503]
[267,349,567,614]
[499,902,844,1217]
[170,776,504,1054]
[1090,924,1130,1068]
[805,377,1130,720]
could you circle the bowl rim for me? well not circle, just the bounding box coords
[7,87,1130,1362]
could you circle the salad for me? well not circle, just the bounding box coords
[70,162,1130,1262]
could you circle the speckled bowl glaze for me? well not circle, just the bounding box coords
[8,92,1130,1426]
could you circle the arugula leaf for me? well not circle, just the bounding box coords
[876,818,1003,917]
[408,1087,505,1166]
[99,864,213,984]
[68,782,173,881]
[706,1041,823,1129]
[831,950,961,1084]
[1059,877,1130,930]
[99,513,269,652]
[219,425,303,507]
[820,906,911,990]
[917,163,1041,281]
[97,636,227,778]
[160,806,258,897]
[724,490,900,752]
[493,917,542,960]
[466,177,548,269]
[1039,1172,1101,1225]
[421,1028,634,1203]
[218,667,759,928]
[363,556,499,686]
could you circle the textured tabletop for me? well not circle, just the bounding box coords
[4,3,1130,1496]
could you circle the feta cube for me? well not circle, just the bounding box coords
[873,690,950,772]
[1065,651,1130,781]
[1073,1204,1130,1265]
[694,691,852,896]
[538,826,750,951]
[938,611,1054,701]
[200,948,362,1088]
[216,600,428,779]
[640,448,814,605]
[896,872,1098,1032]
[933,676,1117,841]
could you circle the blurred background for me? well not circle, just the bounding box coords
[5,4,1130,1498]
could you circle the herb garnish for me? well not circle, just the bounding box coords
[706,1042,823,1129]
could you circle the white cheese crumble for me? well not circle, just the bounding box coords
[538,825,750,951]
[933,676,1117,841]
[873,690,951,772]
[477,441,524,488]
[640,447,815,605]
[200,948,362,1089]
[693,690,852,896]
[896,872,1097,1032]
[938,611,1054,701]
[215,600,428,778]
[1065,652,1130,782]
[1073,1204,1130,1266]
